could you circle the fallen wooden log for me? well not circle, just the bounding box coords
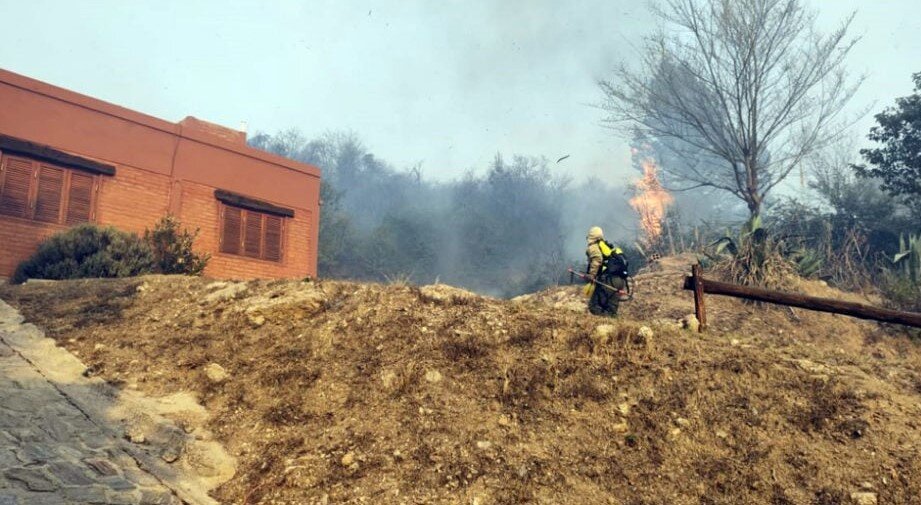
[683,274,921,329]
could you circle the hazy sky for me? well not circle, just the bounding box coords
[1,0,919,182]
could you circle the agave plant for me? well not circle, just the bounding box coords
[893,233,921,284]
[710,214,764,257]
[707,215,796,287]
[789,247,824,279]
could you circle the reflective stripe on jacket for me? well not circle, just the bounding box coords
[586,240,623,277]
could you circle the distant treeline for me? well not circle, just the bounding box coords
[249,127,921,308]
[250,130,646,297]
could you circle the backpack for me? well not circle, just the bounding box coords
[599,240,629,279]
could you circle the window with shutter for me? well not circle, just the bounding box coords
[218,203,286,262]
[221,206,242,254]
[0,153,100,225]
[33,165,65,223]
[65,171,94,225]
[0,156,34,218]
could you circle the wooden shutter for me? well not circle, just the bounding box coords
[33,165,65,223]
[243,211,263,258]
[219,203,286,262]
[264,215,283,261]
[221,205,242,254]
[65,171,95,225]
[0,156,34,218]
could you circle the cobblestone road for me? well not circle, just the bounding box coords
[0,340,181,504]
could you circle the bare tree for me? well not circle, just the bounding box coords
[600,0,862,218]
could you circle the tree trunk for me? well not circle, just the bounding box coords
[746,200,761,219]
[745,157,761,219]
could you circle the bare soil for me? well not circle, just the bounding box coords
[2,257,921,504]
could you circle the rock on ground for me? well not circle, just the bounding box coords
[850,492,877,505]
[204,363,229,384]
[418,284,479,305]
[203,282,249,304]
[591,324,617,347]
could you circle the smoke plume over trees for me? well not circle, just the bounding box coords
[249,123,756,297]
[250,130,625,297]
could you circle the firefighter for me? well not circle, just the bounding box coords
[585,226,627,316]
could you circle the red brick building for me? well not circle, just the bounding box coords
[0,68,320,279]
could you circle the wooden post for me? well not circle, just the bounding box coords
[682,276,921,329]
[691,264,707,332]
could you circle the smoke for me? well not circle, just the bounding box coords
[251,129,746,296]
[251,130,651,296]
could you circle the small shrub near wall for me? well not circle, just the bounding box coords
[12,224,154,284]
[145,215,210,276]
[12,216,209,284]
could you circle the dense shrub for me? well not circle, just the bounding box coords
[144,215,210,275]
[880,274,921,313]
[12,217,209,284]
[879,234,921,313]
[12,224,154,284]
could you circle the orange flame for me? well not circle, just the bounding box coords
[629,156,673,245]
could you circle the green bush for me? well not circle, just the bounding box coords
[144,215,209,275]
[879,234,921,312]
[880,273,921,313]
[12,224,154,284]
[12,216,210,284]
[893,233,921,284]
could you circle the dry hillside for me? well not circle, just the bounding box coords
[2,256,921,504]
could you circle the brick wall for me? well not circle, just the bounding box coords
[1,168,315,280]
[177,180,314,279]
[96,165,172,234]
[0,163,173,277]
[0,216,68,277]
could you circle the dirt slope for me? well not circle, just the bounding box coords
[2,259,921,504]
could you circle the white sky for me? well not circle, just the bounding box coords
[0,0,919,182]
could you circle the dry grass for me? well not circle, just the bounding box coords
[2,270,921,504]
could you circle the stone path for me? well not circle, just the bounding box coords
[0,308,183,504]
